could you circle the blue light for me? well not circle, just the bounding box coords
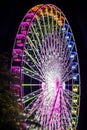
[62,24,69,32]
[72,62,78,70]
[73,76,77,80]
[72,73,79,81]
[67,41,74,49]
[68,44,72,48]
[62,27,66,31]
[72,66,76,69]
[65,32,72,41]
[70,52,77,59]
[65,35,69,40]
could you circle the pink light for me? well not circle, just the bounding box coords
[56,79,61,90]
[24,13,34,18]
[16,43,24,47]
[16,34,25,39]
[11,66,20,73]
[12,49,23,62]
[21,30,27,35]
[20,22,30,26]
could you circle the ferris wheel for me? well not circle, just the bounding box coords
[11,4,81,130]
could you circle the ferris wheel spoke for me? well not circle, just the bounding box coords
[26,35,38,52]
[31,25,41,45]
[24,91,42,110]
[29,25,40,46]
[62,60,71,73]
[52,32,57,52]
[44,35,51,56]
[58,37,62,58]
[47,11,50,33]
[23,60,43,78]
[64,88,79,96]
[25,39,43,66]
[61,48,77,70]
[61,68,72,82]
[51,15,55,33]
[62,110,70,129]
[22,72,43,82]
[64,92,79,107]
[60,110,67,128]
[64,97,72,109]
[58,30,67,59]
[24,98,37,111]
[41,10,47,35]
[62,65,78,82]
[24,48,43,75]
[41,39,48,58]
[62,110,69,129]
[61,95,72,128]
[60,55,69,70]
[22,95,36,104]
[62,55,76,73]
[22,65,43,79]
[62,72,72,82]
[60,44,69,63]
[22,83,42,87]
[27,93,44,116]
[27,26,47,64]
[45,33,53,56]
[63,76,73,83]
[63,91,72,102]
[62,63,72,77]
[36,18,44,38]
[23,60,38,74]
[47,7,51,32]
[24,88,42,97]
[61,40,74,59]
[55,11,59,32]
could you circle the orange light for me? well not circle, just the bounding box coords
[57,16,65,26]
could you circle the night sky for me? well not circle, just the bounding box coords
[0,0,87,130]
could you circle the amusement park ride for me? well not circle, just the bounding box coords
[11,4,81,130]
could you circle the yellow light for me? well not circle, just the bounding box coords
[73,99,78,104]
[73,87,78,93]
[72,120,76,125]
[71,109,77,115]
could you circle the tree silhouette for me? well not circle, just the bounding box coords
[0,53,22,130]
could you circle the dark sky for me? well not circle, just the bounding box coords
[0,0,87,130]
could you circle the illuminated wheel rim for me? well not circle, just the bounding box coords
[11,4,81,130]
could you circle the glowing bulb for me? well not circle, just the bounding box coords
[62,82,66,90]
